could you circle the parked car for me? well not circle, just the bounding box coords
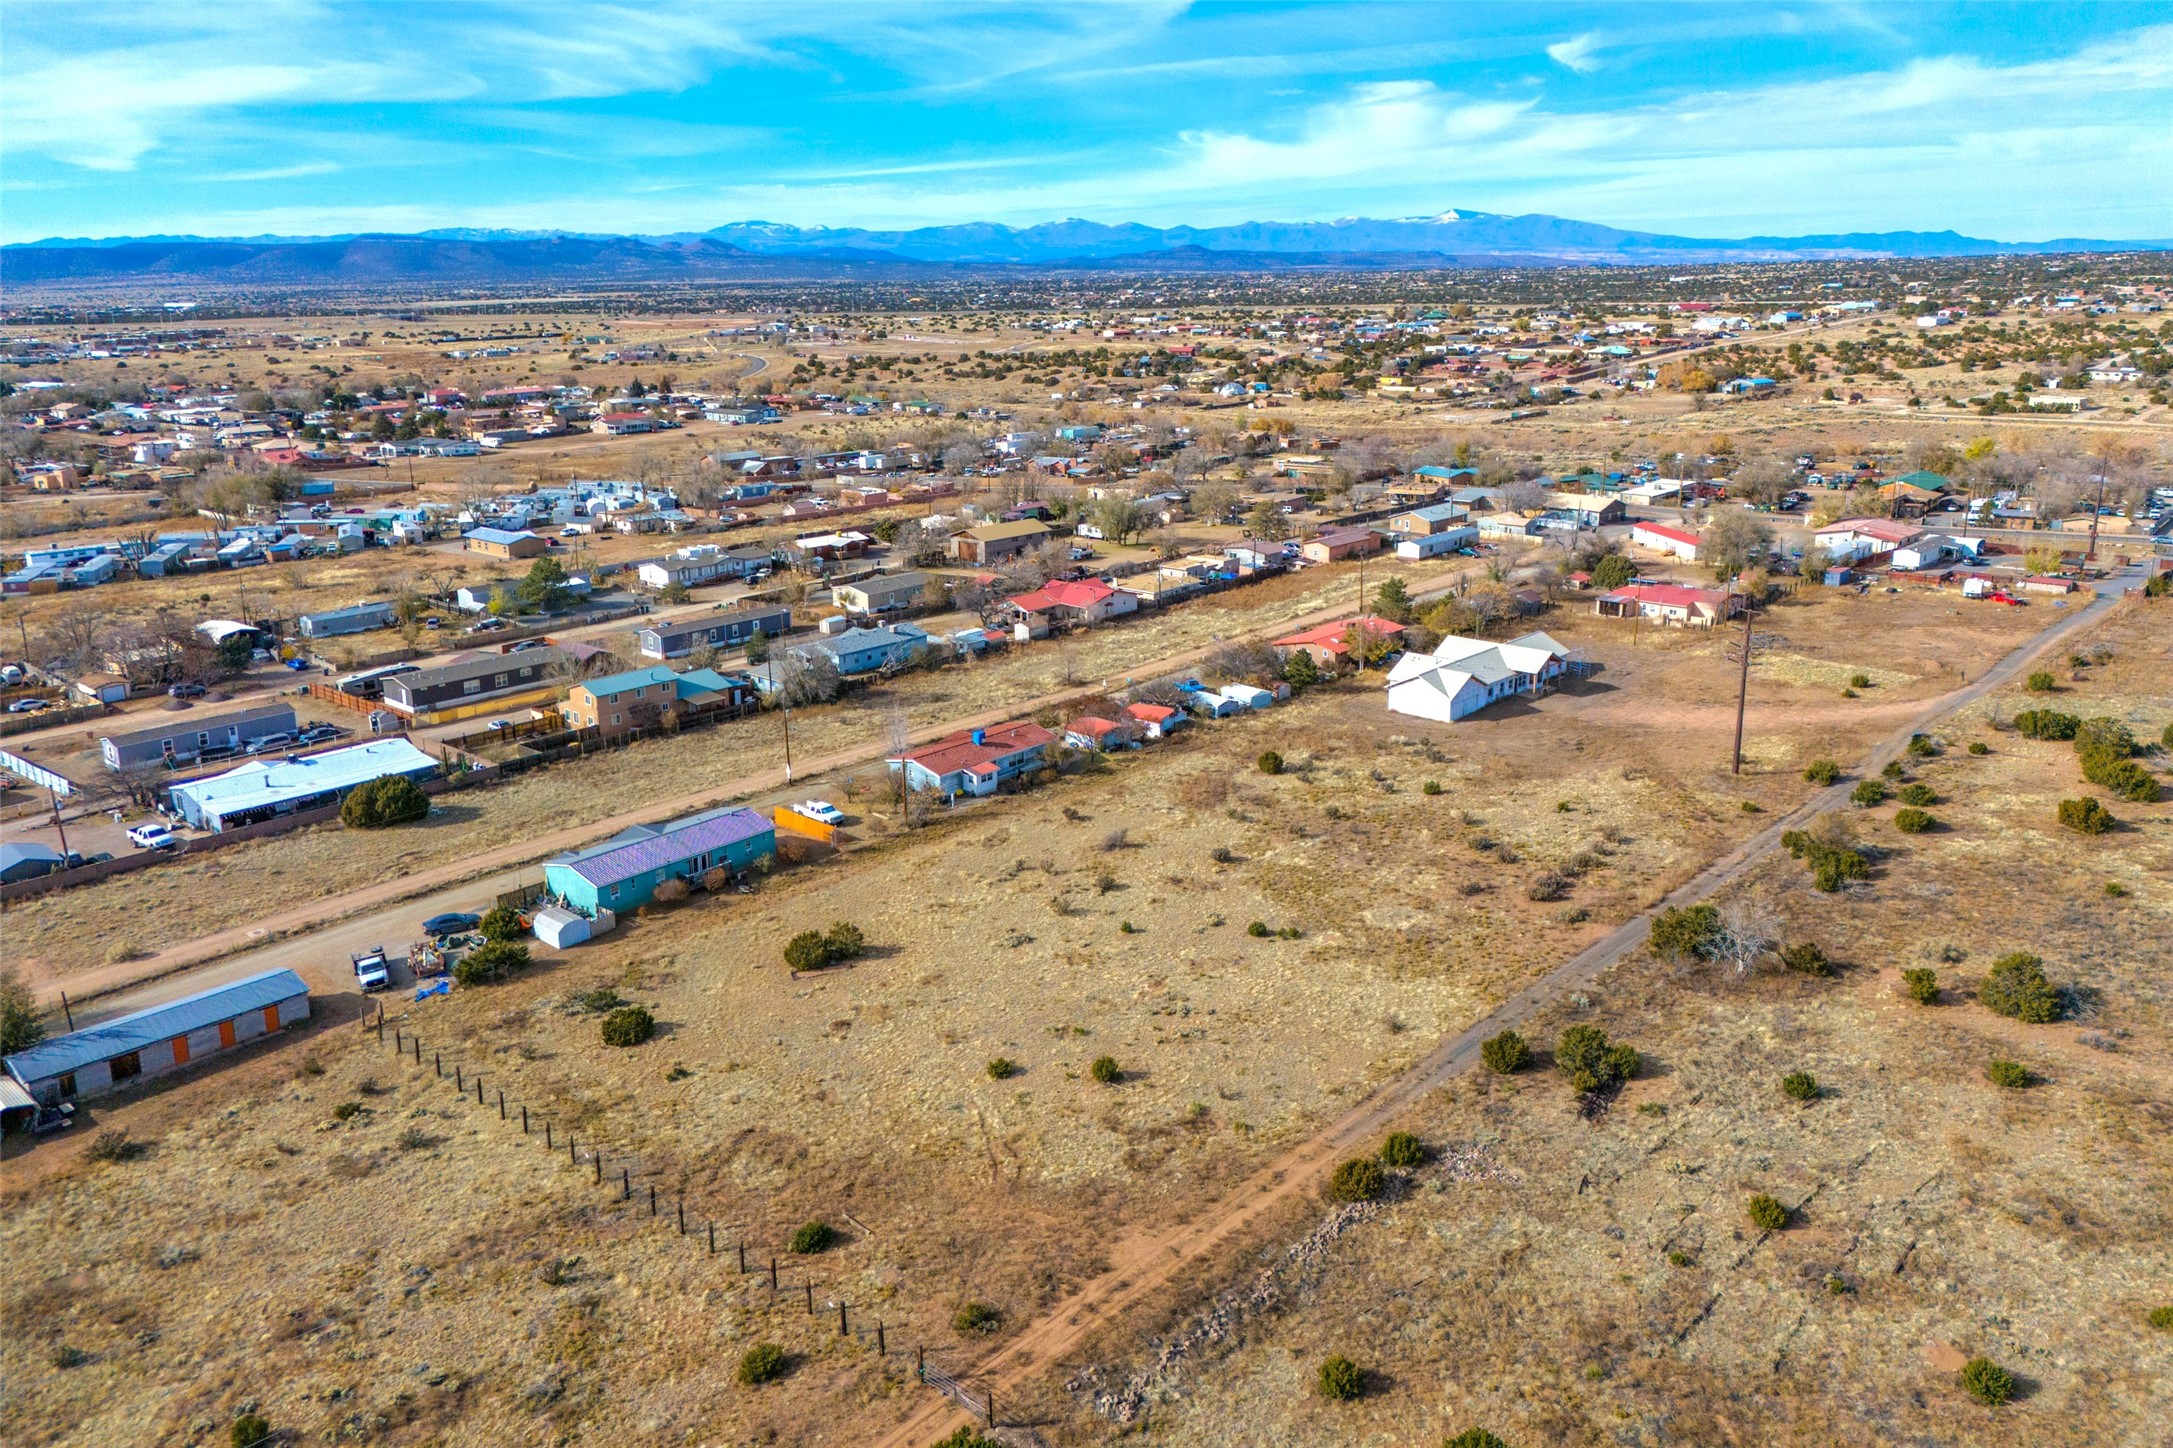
[6,698,50,713]
[472,618,508,633]
[127,823,179,849]
[421,911,481,937]
[425,616,444,629]
[243,732,296,755]
[795,799,845,826]
[168,682,207,698]
[30,1102,76,1135]
[508,639,550,652]
[296,723,344,744]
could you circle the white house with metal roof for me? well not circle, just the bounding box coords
[1384,631,1573,723]
[5,969,310,1105]
[169,737,438,831]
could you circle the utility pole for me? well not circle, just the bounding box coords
[47,786,70,861]
[1730,591,1754,776]
[2084,468,2107,564]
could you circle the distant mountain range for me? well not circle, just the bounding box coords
[8,210,2169,286]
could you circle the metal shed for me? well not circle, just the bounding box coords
[4,968,311,1105]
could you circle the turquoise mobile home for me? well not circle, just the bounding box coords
[543,805,775,914]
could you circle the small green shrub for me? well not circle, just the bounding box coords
[1849,672,1873,689]
[1881,760,1907,780]
[1803,760,1842,785]
[930,1431,1001,1448]
[1649,903,1720,961]
[1907,733,1941,757]
[1959,1356,2016,1407]
[789,1220,835,1254]
[1089,1055,1120,1084]
[737,1342,788,1385]
[600,1006,655,1048]
[1444,1432,1508,1448]
[783,929,828,971]
[1746,1194,1789,1231]
[340,774,430,828]
[1480,1029,1530,1075]
[1980,951,2060,1023]
[1781,942,1833,977]
[953,1300,1002,1333]
[822,920,867,960]
[478,904,524,941]
[1984,1058,2030,1089]
[2147,1305,2173,1331]
[1422,779,1442,795]
[2058,796,2116,834]
[2104,881,2129,898]
[51,1343,88,1368]
[2025,670,2056,693]
[1902,967,1940,1004]
[1379,1131,1426,1169]
[2082,755,2162,802]
[1276,925,1302,939]
[1893,807,1935,834]
[1968,740,1989,755]
[1781,1071,1819,1101]
[1851,779,1889,806]
[1247,919,1271,937]
[452,939,530,985]
[1256,750,1284,775]
[1317,1354,1363,1401]
[1782,828,1870,891]
[231,1414,273,1448]
[1326,1157,1387,1203]
[332,1100,363,1121]
[985,1057,1019,1080]
[1897,783,1937,806]
[1667,1249,1695,1267]
[2012,708,2078,739]
[1118,920,1138,934]
[1556,1024,1638,1094]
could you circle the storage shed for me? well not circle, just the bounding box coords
[4,968,310,1105]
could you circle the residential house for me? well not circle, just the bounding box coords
[636,603,792,660]
[464,527,549,560]
[1475,511,1542,540]
[794,622,930,676]
[1223,538,1291,572]
[1384,632,1574,723]
[638,543,771,591]
[592,412,655,436]
[1300,527,1386,564]
[564,665,756,741]
[296,601,397,638]
[832,571,932,617]
[170,738,440,831]
[3,969,310,1106]
[1594,583,1743,627]
[948,519,1052,565]
[1272,615,1409,670]
[1064,716,1137,751]
[1892,535,1982,571]
[1629,521,1703,562]
[378,646,570,722]
[1814,517,1924,564]
[1387,502,1472,536]
[543,805,775,915]
[1120,701,1186,739]
[1007,577,1139,630]
[0,843,72,885]
[100,702,298,770]
[1393,527,1478,559]
[889,720,1056,798]
[1545,493,1626,527]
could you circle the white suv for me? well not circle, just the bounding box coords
[128,823,179,850]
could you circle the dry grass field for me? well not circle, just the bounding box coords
[0,582,2097,1446]
[1056,599,2172,1447]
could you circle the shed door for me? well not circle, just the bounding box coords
[171,1035,190,1065]
[262,1005,281,1033]
[218,1019,237,1048]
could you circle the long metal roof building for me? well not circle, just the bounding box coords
[5,968,311,1100]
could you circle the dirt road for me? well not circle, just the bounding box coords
[869,573,2140,1448]
[36,556,1487,1017]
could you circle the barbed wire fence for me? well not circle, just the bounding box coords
[366,1004,1002,1430]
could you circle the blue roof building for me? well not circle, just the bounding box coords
[169,737,439,831]
[5,968,311,1104]
[543,805,775,915]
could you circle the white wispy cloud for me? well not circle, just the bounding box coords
[1545,33,1603,74]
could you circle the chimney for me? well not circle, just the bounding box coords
[970,729,985,746]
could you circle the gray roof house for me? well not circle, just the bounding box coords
[831,571,933,616]
[791,622,930,676]
[4,968,310,1105]
[0,841,70,884]
[298,601,398,638]
[637,603,792,660]
[99,701,297,771]
[378,646,569,718]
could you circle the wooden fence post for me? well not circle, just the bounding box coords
[454,1065,462,1090]
[545,1122,552,1148]
[475,1078,484,1105]
[413,1037,421,1063]
[677,1200,685,1235]
[648,1184,657,1217]
[877,1320,886,1354]
[433,1051,441,1077]
[621,1168,630,1201]
[805,1280,814,1314]
[521,1104,529,1134]
[738,1241,746,1272]
[770,1257,778,1290]
[838,1300,847,1336]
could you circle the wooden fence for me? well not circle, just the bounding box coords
[363,1009,999,1426]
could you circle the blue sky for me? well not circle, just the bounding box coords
[5,2,2171,243]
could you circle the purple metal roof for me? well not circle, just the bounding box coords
[565,806,773,889]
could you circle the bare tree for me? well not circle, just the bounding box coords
[1710,899,1778,978]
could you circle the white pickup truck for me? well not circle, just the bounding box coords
[352,947,391,993]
